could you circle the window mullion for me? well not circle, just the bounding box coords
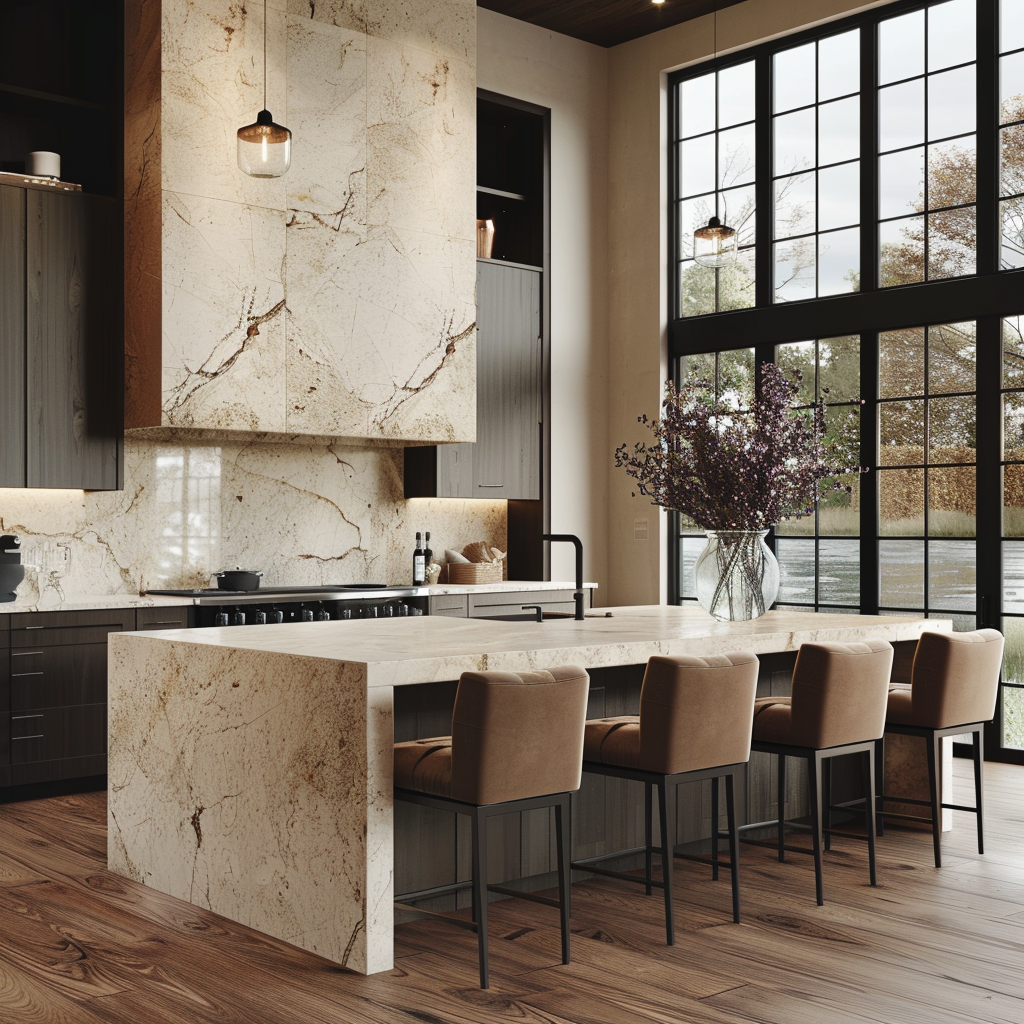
[860,327,880,614]
[755,52,773,309]
[977,0,998,276]
[861,10,879,293]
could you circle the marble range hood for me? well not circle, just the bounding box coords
[125,0,478,445]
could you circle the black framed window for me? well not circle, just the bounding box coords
[667,0,1024,763]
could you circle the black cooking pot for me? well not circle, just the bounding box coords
[215,568,263,591]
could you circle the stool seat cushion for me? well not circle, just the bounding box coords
[583,716,641,768]
[394,736,453,798]
[752,696,795,745]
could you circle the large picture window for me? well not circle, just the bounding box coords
[668,0,1024,762]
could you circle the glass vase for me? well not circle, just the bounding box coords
[694,530,780,622]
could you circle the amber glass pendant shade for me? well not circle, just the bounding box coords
[237,109,291,178]
[693,215,738,268]
[237,0,290,178]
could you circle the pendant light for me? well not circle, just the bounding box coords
[693,1,737,268]
[237,0,291,178]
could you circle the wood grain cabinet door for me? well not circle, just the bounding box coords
[25,189,121,489]
[472,261,541,500]
[0,186,26,487]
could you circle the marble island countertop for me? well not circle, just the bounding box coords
[128,605,948,688]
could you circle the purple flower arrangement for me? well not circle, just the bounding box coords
[615,363,862,530]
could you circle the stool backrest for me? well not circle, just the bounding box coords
[450,665,590,805]
[790,640,894,748]
[910,629,1004,729]
[638,653,759,774]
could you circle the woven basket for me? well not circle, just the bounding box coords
[447,562,503,584]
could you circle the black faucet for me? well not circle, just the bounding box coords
[542,533,585,620]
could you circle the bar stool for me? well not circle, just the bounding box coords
[747,639,894,906]
[393,665,589,989]
[876,628,1004,867]
[571,653,759,944]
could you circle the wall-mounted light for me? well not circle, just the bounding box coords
[237,0,291,178]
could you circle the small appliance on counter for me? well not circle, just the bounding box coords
[0,534,26,603]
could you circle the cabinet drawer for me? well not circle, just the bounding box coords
[136,606,191,630]
[0,612,9,647]
[11,607,134,647]
[10,643,107,711]
[428,595,468,617]
[10,703,106,764]
[469,590,581,617]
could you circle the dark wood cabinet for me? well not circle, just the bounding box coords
[5,607,133,787]
[0,614,10,788]
[405,92,547,506]
[0,182,122,490]
[406,262,542,500]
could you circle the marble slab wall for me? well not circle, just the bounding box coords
[127,0,477,443]
[0,439,505,607]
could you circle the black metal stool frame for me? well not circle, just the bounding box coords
[570,760,745,944]
[875,722,985,868]
[393,787,572,989]
[741,738,878,906]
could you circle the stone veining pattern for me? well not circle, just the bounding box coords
[0,437,505,609]
[156,0,477,441]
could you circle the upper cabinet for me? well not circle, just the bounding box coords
[0,183,122,489]
[405,93,548,501]
[0,1,123,490]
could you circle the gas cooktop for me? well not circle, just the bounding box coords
[144,583,424,603]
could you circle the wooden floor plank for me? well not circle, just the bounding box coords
[0,760,1023,1022]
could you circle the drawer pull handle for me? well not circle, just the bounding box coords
[12,734,44,741]
[24,625,45,630]
[148,620,184,625]
[12,671,44,677]
[477,483,505,488]
[12,714,43,721]
[12,651,44,657]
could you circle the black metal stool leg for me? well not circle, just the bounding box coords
[555,796,571,965]
[711,775,720,881]
[875,736,885,837]
[658,780,676,945]
[973,728,985,856]
[471,809,490,988]
[863,746,877,887]
[777,753,787,862]
[927,731,942,868]
[823,757,832,852]
[726,772,740,923]
[644,780,653,895]
[809,753,824,907]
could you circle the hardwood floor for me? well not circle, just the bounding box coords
[1,760,1023,1023]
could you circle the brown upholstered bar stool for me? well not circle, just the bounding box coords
[747,639,894,906]
[393,665,589,989]
[571,653,759,944]
[876,629,1004,867]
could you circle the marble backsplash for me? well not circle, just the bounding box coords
[0,439,505,607]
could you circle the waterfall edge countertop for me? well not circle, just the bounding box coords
[108,607,948,979]
[126,605,945,687]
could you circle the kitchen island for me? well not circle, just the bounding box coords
[107,606,946,975]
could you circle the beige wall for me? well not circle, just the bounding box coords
[477,10,611,599]
[605,0,894,605]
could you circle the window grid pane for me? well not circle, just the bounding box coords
[878,2,978,289]
[772,31,862,304]
[676,62,756,319]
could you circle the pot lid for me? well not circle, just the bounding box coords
[215,567,262,574]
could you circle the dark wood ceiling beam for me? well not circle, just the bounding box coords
[478,0,747,49]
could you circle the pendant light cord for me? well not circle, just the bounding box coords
[263,0,268,110]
